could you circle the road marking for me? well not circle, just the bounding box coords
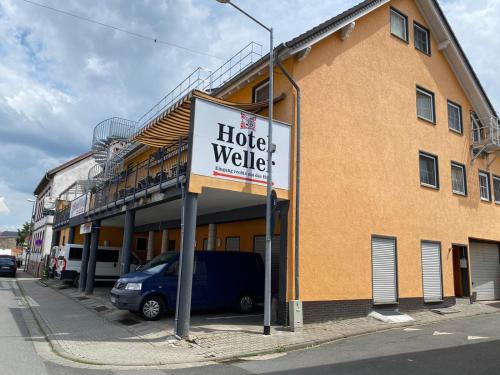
[404,328,422,331]
[468,336,488,341]
[205,314,263,320]
[433,331,453,336]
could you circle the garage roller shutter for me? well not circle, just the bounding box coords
[421,242,443,302]
[470,242,500,301]
[372,237,397,304]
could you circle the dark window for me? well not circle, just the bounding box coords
[252,80,269,103]
[417,86,435,123]
[390,8,408,42]
[414,22,431,54]
[136,238,148,251]
[68,247,83,260]
[419,152,439,189]
[226,236,240,251]
[447,101,463,133]
[451,162,467,196]
[96,249,119,262]
[479,171,491,201]
[202,238,208,250]
[494,175,500,204]
[168,240,176,251]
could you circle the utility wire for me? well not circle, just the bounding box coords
[21,0,224,60]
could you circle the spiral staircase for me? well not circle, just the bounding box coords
[88,117,137,191]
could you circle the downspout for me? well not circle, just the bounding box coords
[276,47,300,301]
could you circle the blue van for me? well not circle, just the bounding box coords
[110,251,264,320]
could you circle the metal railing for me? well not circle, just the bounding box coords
[136,42,263,131]
[53,205,70,228]
[471,114,500,149]
[88,137,189,212]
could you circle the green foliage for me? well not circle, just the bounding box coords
[16,221,33,246]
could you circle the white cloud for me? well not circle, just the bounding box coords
[0,0,498,231]
[0,197,10,214]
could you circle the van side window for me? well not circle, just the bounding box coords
[165,260,179,276]
[69,247,82,260]
[194,260,207,278]
[96,250,119,262]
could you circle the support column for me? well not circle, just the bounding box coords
[67,226,76,244]
[85,220,100,295]
[207,224,216,251]
[79,233,91,292]
[175,192,198,338]
[121,210,135,275]
[161,229,169,254]
[147,231,155,261]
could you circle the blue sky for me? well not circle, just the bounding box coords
[0,0,499,230]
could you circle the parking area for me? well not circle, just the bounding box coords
[42,278,265,339]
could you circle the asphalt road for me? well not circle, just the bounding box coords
[2,273,500,374]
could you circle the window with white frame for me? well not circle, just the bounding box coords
[447,101,462,133]
[390,8,408,42]
[419,152,439,188]
[451,162,466,195]
[225,236,240,251]
[414,22,431,54]
[493,175,500,204]
[417,87,435,123]
[479,171,491,201]
[253,80,269,103]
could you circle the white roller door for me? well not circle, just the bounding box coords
[470,242,500,301]
[421,241,443,302]
[372,237,397,304]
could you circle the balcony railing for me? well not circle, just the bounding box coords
[88,137,189,212]
[472,114,500,151]
[54,205,70,228]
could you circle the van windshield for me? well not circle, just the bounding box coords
[142,252,177,274]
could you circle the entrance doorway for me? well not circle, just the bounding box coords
[452,245,470,297]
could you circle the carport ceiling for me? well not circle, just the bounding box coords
[101,188,268,228]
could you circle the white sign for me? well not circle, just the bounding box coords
[80,222,92,234]
[191,98,291,190]
[70,193,88,218]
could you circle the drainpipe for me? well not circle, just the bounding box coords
[276,50,301,301]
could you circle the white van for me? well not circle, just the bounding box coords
[55,244,141,287]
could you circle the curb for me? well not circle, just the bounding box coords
[16,278,500,367]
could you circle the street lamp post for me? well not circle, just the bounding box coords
[216,0,274,335]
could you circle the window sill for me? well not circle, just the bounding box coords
[391,33,409,44]
[480,198,491,203]
[421,183,439,190]
[452,191,467,197]
[415,47,431,56]
[417,116,436,125]
[449,128,464,135]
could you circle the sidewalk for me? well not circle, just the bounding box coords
[17,274,500,367]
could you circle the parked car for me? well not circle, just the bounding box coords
[55,244,141,287]
[110,251,265,321]
[0,256,17,277]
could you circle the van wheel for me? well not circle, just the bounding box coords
[72,275,80,288]
[140,296,165,321]
[238,295,255,313]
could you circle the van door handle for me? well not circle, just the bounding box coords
[158,285,163,289]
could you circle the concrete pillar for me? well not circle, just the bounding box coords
[147,231,155,261]
[79,233,91,292]
[85,220,100,295]
[121,210,135,275]
[207,224,216,251]
[175,192,198,338]
[67,226,75,244]
[161,229,169,253]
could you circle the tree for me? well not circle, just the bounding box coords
[17,221,33,247]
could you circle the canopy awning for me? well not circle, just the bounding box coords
[132,90,285,148]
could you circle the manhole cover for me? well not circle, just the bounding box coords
[94,306,109,312]
[75,296,89,301]
[118,318,140,326]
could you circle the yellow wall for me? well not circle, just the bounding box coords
[219,0,500,303]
